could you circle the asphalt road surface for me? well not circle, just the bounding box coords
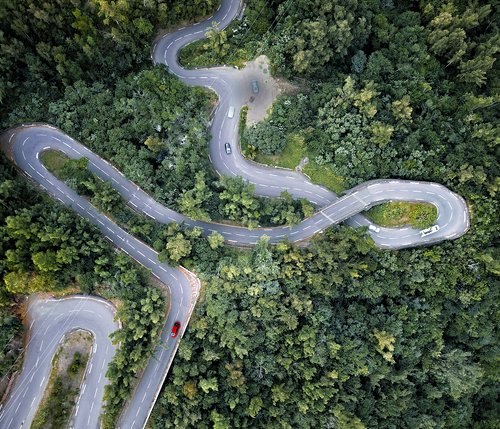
[152,0,469,247]
[0,296,118,429]
[0,127,201,429]
[0,0,470,428]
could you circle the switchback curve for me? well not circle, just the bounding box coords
[0,0,470,428]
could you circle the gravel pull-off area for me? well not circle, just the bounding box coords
[242,55,298,125]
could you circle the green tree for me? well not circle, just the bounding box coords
[204,21,229,56]
[218,176,260,228]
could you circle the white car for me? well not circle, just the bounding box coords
[368,224,380,233]
[227,106,235,118]
[420,225,440,237]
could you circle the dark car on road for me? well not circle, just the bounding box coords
[171,321,181,338]
[251,80,259,94]
[225,142,232,154]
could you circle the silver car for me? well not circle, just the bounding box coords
[225,142,232,154]
[251,80,259,94]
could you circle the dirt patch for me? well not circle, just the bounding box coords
[241,55,299,125]
[55,330,93,374]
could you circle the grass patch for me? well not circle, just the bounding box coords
[239,122,346,194]
[179,20,252,69]
[239,106,248,141]
[254,134,305,170]
[365,201,438,229]
[303,161,345,194]
[32,331,92,429]
[40,150,69,176]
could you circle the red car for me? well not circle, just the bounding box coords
[171,321,181,338]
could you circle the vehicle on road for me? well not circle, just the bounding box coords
[225,142,232,154]
[420,225,440,237]
[227,106,235,118]
[251,80,259,94]
[369,224,380,233]
[171,321,181,338]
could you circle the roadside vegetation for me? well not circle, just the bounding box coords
[178,0,273,69]
[41,150,314,230]
[241,110,346,193]
[0,0,498,428]
[0,313,23,394]
[366,202,438,229]
[31,330,92,429]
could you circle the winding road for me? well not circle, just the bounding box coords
[0,296,119,429]
[0,0,470,428]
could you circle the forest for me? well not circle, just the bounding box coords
[0,0,498,428]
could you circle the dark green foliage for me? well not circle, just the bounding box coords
[243,121,285,155]
[0,0,221,106]
[4,67,216,211]
[31,376,76,429]
[151,227,498,428]
[102,271,166,429]
[179,0,274,68]
[0,313,22,383]
[68,352,82,375]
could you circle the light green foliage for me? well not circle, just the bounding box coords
[163,233,193,264]
[372,329,396,364]
[391,96,413,121]
[366,202,438,229]
[178,172,212,221]
[217,176,261,228]
[144,135,166,153]
[370,121,394,148]
[207,231,225,250]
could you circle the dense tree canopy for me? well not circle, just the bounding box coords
[0,0,498,427]
[151,227,498,428]
[0,0,220,104]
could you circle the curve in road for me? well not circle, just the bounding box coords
[0,295,119,429]
[153,0,470,248]
[1,128,201,429]
[5,125,469,249]
[0,0,470,428]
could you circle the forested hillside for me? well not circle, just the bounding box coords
[0,0,218,423]
[0,0,498,428]
[152,228,498,428]
[153,0,499,427]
